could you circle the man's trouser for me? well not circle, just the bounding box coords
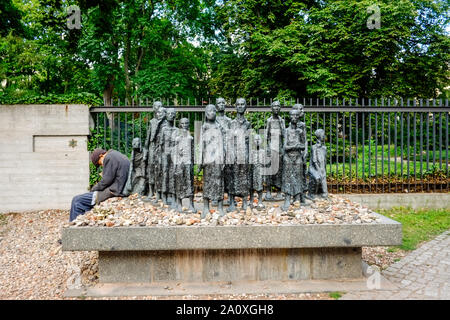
[69,192,95,222]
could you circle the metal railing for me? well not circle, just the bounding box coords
[89,98,449,193]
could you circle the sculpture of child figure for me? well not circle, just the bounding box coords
[281,109,305,211]
[173,118,196,213]
[249,134,265,209]
[308,129,328,199]
[199,104,225,218]
[123,137,146,196]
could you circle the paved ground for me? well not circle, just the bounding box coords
[342,230,450,300]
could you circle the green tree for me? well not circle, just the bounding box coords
[209,0,449,99]
[2,0,93,97]
[0,0,26,37]
[77,0,215,103]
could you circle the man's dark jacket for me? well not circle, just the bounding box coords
[91,150,130,203]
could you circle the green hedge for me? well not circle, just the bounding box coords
[0,92,103,106]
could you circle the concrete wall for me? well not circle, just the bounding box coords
[0,104,90,213]
[345,193,450,210]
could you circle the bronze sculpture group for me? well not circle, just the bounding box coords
[124,98,328,215]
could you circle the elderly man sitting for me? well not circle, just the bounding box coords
[69,148,130,221]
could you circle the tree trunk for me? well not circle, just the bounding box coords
[103,76,115,131]
[103,80,114,106]
[124,33,132,104]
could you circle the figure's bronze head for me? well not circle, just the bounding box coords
[156,106,166,120]
[166,108,176,122]
[315,128,325,142]
[132,137,141,149]
[271,100,281,115]
[293,103,304,117]
[236,98,247,114]
[180,118,190,131]
[205,104,216,121]
[153,101,163,113]
[216,97,226,112]
[289,109,300,124]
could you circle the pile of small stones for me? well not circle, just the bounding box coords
[67,193,381,228]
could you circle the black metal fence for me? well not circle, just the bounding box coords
[89,98,449,193]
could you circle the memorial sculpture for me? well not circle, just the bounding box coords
[308,129,328,199]
[174,118,196,213]
[143,101,163,199]
[265,100,285,201]
[227,98,252,212]
[161,108,177,208]
[281,109,305,211]
[123,137,146,196]
[153,107,168,204]
[122,98,328,212]
[249,134,265,209]
[215,97,232,204]
[199,104,225,218]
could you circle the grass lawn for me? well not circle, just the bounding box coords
[328,292,345,299]
[0,214,9,238]
[325,143,448,178]
[380,207,450,251]
[0,213,7,228]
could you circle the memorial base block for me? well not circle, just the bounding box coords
[98,247,362,283]
[63,212,401,289]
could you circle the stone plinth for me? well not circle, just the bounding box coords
[97,248,362,283]
[62,212,401,283]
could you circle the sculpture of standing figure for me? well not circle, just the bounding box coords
[174,118,195,213]
[281,109,305,211]
[153,107,168,204]
[265,100,285,201]
[215,97,232,202]
[143,101,163,199]
[160,108,177,207]
[293,103,308,200]
[227,98,252,212]
[308,129,328,199]
[249,134,265,209]
[200,104,225,218]
[123,137,146,196]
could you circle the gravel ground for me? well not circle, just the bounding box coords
[0,208,402,300]
[0,210,97,300]
[362,246,407,270]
